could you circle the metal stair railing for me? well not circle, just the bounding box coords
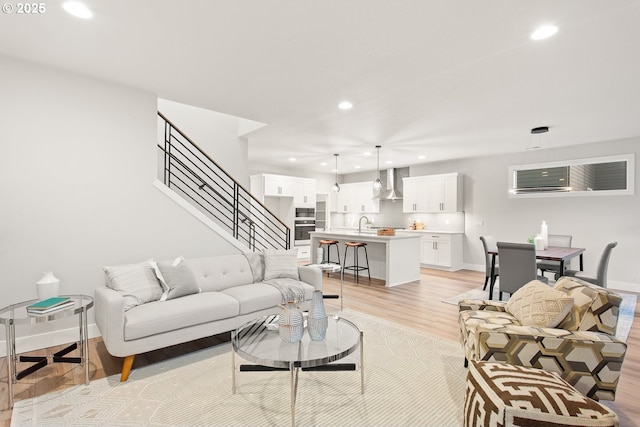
[158,111,289,251]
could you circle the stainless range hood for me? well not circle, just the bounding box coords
[374,168,408,200]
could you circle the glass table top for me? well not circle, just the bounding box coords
[0,295,94,325]
[232,314,360,369]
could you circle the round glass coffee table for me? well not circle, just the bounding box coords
[0,294,93,408]
[231,314,363,426]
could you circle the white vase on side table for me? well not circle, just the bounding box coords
[36,271,60,300]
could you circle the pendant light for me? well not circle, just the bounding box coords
[332,154,341,193]
[373,145,382,191]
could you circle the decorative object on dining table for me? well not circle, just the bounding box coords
[540,220,548,249]
[534,234,545,250]
[308,290,328,341]
[36,271,60,300]
[279,300,304,343]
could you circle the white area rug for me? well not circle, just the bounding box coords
[11,310,467,427]
[442,286,637,342]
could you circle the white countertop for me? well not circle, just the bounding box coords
[327,227,464,235]
[395,229,464,235]
[310,230,421,241]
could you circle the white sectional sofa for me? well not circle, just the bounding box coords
[95,251,321,381]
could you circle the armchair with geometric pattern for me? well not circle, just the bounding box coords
[458,276,627,401]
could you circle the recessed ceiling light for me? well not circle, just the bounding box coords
[320,162,327,166]
[363,151,371,156]
[385,160,393,164]
[418,155,426,160]
[63,1,93,19]
[288,157,296,162]
[531,25,558,40]
[354,165,361,169]
[338,101,353,110]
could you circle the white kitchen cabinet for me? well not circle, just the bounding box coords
[263,175,295,197]
[425,173,461,212]
[334,183,351,213]
[296,245,311,260]
[419,233,463,270]
[402,173,463,213]
[402,177,429,212]
[333,182,379,213]
[294,179,316,207]
[251,174,317,204]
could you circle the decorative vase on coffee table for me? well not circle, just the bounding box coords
[308,290,328,341]
[36,271,60,300]
[279,301,304,343]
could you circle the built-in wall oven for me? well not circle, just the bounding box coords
[294,207,315,218]
[293,207,315,246]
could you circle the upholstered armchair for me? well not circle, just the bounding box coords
[458,276,627,401]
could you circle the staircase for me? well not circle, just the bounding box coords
[157,111,290,251]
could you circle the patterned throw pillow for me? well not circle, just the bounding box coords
[465,361,620,427]
[263,248,299,280]
[103,260,164,311]
[505,280,574,328]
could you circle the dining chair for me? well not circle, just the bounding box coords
[538,234,572,279]
[497,242,548,300]
[564,242,617,288]
[479,236,498,290]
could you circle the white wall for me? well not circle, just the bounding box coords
[158,98,250,187]
[0,56,241,353]
[409,138,640,291]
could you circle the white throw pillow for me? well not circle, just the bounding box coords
[263,248,299,281]
[505,280,574,328]
[103,260,164,311]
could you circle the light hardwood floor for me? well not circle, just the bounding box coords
[1,268,638,426]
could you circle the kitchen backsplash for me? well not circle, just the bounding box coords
[329,199,465,232]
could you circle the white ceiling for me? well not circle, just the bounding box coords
[2,0,640,175]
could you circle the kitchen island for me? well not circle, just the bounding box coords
[310,230,422,287]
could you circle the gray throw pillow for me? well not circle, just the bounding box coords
[243,252,265,283]
[156,260,200,301]
[263,248,299,281]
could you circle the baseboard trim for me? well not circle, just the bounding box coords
[0,323,101,358]
[608,280,640,294]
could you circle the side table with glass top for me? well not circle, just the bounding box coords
[0,294,93,409]
[307,263,345,311]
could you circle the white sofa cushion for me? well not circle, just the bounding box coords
[187,255,255,292]
[221,281,316,315]
[124,292,239,340]
[221,284,283,315]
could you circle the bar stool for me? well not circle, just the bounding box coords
[343,242,371,283]
[318,239,341,266]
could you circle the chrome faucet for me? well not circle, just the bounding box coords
[358,215,370,234]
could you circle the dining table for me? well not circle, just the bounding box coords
[487,246,585,300]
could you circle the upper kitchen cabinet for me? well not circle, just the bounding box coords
[403,173,463,213]
[250,174,316,206]
[293,179,316,207]
[402,177,429,212]
[332,182,380,213]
